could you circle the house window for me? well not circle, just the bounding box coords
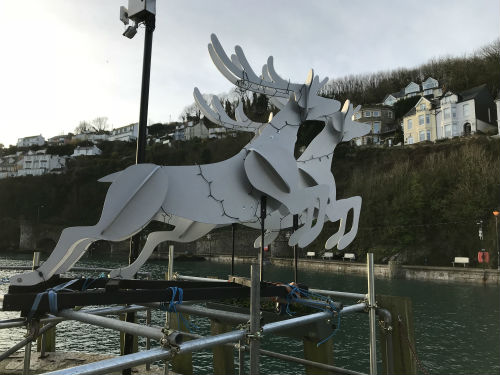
[444,108,451,120]
[419,131,425,142]
[420,104,426,111]
[372,110,380,117]
[364,111,371,117]
[407,119,413,129]
[463,103,470,117]
[387,111,393,118]
[426,130,431,140]
[452,107,456,118]
[407,136,414,144]
[419,115,424,125]
[373,122,381,134]
[426,114,430,124]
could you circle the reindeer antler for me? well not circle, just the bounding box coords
[193,87,265,133]
[209,34,334,111]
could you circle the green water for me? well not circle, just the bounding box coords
[1,252,499,374]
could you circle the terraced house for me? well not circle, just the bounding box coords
[403,97,437,144]
[402,84,497,145]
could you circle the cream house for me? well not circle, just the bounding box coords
[402,97,437,144]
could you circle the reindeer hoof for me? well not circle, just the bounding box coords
[325,232,342,250]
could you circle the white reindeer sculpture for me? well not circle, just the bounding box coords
[11,34,369,286]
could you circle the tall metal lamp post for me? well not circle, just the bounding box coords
[493,210,499,270]
[119,1,156,373]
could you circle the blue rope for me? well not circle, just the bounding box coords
[28,279,79,321]
[282,283,342,347]
[159,287,199,333]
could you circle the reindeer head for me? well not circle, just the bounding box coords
[326,101,371,143]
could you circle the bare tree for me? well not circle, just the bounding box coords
[91,117,109,133]
[75,121,93,134]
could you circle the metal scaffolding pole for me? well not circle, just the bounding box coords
[309,288,366,300]
[167,245,174,281]
[249,264,261,374]
[0,321,57,362]
[367,253,377,375]
[57,310,164,342]
[42,301,367,375]
[174,274,226,283]
[0,305,150,331]
[258,348,368,375]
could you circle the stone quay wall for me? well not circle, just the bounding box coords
[208,255,500,285]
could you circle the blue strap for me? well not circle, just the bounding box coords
[280,283,342,347]
[159,287,198,333]
[28,279,79,320]
[81,272,107,291]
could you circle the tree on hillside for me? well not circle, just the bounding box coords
[322,39,500,105]
[91,117,109,133]
[75,121,93,134]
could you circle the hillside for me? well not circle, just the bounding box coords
[0,135,498,267]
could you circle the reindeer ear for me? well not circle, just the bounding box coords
[305,69,314,86]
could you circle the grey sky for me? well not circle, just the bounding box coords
[0,0,498,147]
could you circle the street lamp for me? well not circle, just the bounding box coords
[493,210,499,270]
[120,1,156,371]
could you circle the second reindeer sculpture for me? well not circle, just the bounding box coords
[11,34,369,286]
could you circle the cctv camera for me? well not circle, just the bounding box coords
[120,6,129,25]
[123,25,137,39]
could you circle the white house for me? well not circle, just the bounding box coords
[17,150,66,177]
[108,124,139,142]
[382,77,442,106]
[184,120,209,140]
[17,135,45,147]
[435,85,497,139]
[47,135,71,145]
[72,133,108,143]
[71,145,102,157]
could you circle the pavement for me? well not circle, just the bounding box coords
[0,351,172,374]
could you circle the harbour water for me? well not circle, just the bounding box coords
[0,252,499,374]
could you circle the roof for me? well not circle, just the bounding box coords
[403,107,417,118]
[459,84,488,101]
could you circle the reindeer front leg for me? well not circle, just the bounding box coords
[55,238,96,275]
[10,226,100,286]
[287,184,329,247]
